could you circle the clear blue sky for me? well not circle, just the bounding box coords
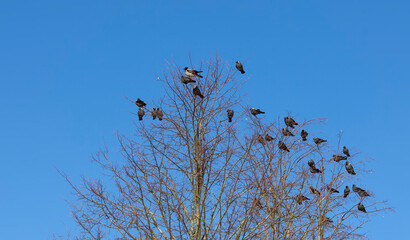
[0,1,409,239]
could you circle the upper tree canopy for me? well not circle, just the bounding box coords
[65,56,388,240]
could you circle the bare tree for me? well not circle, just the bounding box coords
[62,56,389,240]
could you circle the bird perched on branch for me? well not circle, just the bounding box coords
[352,185,370,197]
[156,108,163,121]
[327,186,339,194]
[265,133,274,142]
[313,137,327,145]
[278,141,290,152]
[309,186,321,195]
[296,194,310,205]
[235,61,245,74]
[321,216,333,224]
[307,160,322,173]
[135,98,147,108]
[250,108,265,116]
[333,154,348,162]
[151,108,157,120]
[193,86,204,99]
[257,135,265,145]
[343,146,351,157]
[301,129,308,141]
[184,67,203,78]
[181,75,196,84]
[358,202,367,213]
[282,128,294,136]
[138,107,145,121]
[345,161,356,175]
[344,186,350,198]
[284,117,298,129]
[227,109,234,122]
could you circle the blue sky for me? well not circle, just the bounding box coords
[0,1,409,239]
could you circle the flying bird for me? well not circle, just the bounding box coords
[235,61,245,74]
[278,141,290,152]
[358,202,367,213]
[135,98,147,108]
[193,86,204,99]
[184,67,203,78]
[345,161,356,175]
[156,108,163,121]
[313,137,327,145]
[327,186,339,194]
[301,129,308,141]
[250,108,265,116]
[180,75,196,84]
[138,107,145,121]
[344,186,350,198]
[343,146,351,157]
[296,194,310,205]
[227,109,234,122]
[309,186,321,195]
[333,154,348,162]
[151,108,157,120]
[282,128,294,136]
[284,117,298,129]
[265,133,274,142]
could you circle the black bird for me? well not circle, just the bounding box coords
[156,108,163,121]
[257,135,265,145]
[250,108,265,116]
[345,161,356,175]
[310,167,322,174]
[135,98,147,108]
[184,67,203,78]
[308,159,316,168]
[235,61,245,74]
[358,202,367,213]
[227,109,234,122]
[282,128,294,136]
[180,75,196,84]
[343,146,351,157]
[193,86,204,99]
[138,107,145,121]
[296,194,310,205]
[344,186,350,198]
[333,154,348,162]
[265,133,274,142]
[309,186,321,195]
[278,141,290,152]
[151,108,157,120]
[327,186,339,194]
[308,159,321,173]
[301,129,308,141]
[352,185,370,197]
[284,117,298,129]
[313,137,327,145]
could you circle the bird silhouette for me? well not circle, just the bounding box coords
[313,137,327,145]
[301,129,308,141]
[151,108,157,120]
[265,134,274,142]
[321,216,333,224]
[184,67,203,78]
[344,186,350,198]
[284,117,298,129]
[282,128,294,136]
[343,146,351,157]
[180,75,196,84]
[352,185,369,197]
[327,186,339,194]
[235,61,245,74]
[310,167,322,174]
[345,161,356,175]
[156,108,163,121]
[227,109,234,122]
[135,98,147,108]
[138,107,145,121]
[296,194,310,205]
[308,159,316,168]
[358,202,367,213]
[309,186,321,195]
[193,86,204,99]
[257,135,265,145]
[250,108,265,116]
[278,141,290,152]
[333,154,348,162]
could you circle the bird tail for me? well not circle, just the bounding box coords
[286,149,290,152]
[198,74,203,78]
[261,111,265,114]
[139,116,143,121]
[241,70,245,74]
[159,117,163,121]
[302,137,307,141]
[199,94,204,99]
[229,118,232,122]
[152,116,156,120]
